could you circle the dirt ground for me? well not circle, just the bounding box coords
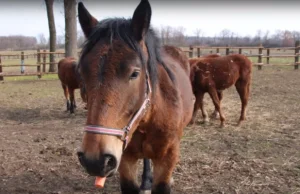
[0,67,300,194]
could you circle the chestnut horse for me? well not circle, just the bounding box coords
[76,1,194,194]
[189,54,252,127]
[58,57,87,113]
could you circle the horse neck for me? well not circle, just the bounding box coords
[141,65,179,130]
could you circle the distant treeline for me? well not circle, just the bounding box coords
[157,27,300,47]
[0,36,37,51]
[1,28,300,51]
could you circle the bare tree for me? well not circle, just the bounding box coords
[194,28,203,45]
[160,26,173,45]
[219,29,231,45]
[292,31,300,42]
[172,26,186,46]
[38,33,47,48]
[252,30,262,45]
[57,34,65,48]
[262,30,270,46]
[64,0,77,58]
[45,0,57,72]
[282,30,293,47]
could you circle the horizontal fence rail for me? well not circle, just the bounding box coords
[0,42,299,81]
[0,49,83,80]
[184,41,300,70]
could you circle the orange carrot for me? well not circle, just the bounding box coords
[95,176,106,188]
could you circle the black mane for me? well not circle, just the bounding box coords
[79,17,174,91]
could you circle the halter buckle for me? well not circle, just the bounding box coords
[121,126,130,141]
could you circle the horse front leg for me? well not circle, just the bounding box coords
[118,153,140,194]
[151,144,179,194]
[140,158,153,192]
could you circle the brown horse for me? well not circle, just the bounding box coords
[189,54,252,127]
[76,1,194,194]
[57,57,87,113]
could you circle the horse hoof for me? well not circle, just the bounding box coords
[200,119,209,125]
[237,120,244,127]
[210,113,219,119]
[170,177,174,185]
[188,120,196,126]
[220,123,225,128]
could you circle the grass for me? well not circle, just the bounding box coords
[4,74,58,81]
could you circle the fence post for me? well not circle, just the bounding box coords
[21,51,25,74]
[295,41,299,70]
[189,46,194,58]
[267,48,270,65]
[238,48,242,54]
[258,44,263,70]
[225,45,230,55]
[37,49,41,79]
[0,54,3,81]
[43,49,46,73]
[197,47,201,57]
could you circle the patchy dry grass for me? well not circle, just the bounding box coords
[0,67,300,194]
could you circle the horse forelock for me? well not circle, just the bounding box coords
[79,18,174,93]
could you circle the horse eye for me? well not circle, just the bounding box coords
[130,71,140,80]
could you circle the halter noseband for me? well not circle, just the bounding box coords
[84,70,152,150]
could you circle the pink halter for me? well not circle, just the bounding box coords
[84,70,152,150]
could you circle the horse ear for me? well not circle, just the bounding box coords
[131,0,152,41]
[78,2,98,38]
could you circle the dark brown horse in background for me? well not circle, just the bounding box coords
[58,57,87,113]
[189,54,252,127]
[76,1,194,194]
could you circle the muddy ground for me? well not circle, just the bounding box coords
[0,67,300,194]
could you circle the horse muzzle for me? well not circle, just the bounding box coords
[77,151,118,177]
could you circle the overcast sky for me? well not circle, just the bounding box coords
[0,0,299,39]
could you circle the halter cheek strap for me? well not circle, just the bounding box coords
[84,70,152,150]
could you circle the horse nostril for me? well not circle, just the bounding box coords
[103,154,117,171]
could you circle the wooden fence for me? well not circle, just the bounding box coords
[184,41,300,70]
[0,50,81,80]
[0,42,299,81]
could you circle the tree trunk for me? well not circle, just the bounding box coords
[64,0,77,58]
[45,0,57,72]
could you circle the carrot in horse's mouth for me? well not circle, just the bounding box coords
[95,176,106,188]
